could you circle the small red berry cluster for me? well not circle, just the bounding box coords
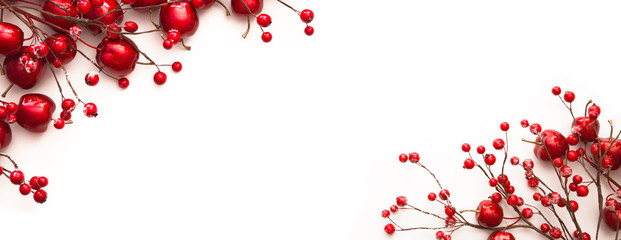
[380,86,621,240]
[1,155,48,203]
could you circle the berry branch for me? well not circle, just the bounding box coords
[0,0,314,204]
[382,86,621,240]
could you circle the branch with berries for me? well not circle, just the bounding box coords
[381,86,621,240]
[0,0,314,204]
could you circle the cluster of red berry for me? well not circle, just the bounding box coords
[0,0,314,204]
[381,86,621,240]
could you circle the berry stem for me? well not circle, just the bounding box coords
[276,0,300,14]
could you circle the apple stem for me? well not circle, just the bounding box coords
[215,0,231,16]
[1,83,13,98]
[584,99,593,117]
[149,9,161,30]
[181,38,191,51]
[242,16,250,39]
[521,138,542,145]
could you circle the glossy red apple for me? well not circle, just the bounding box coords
[591,138,621,170]
[44,33,77,64]
[605,199,621,230]
[231,0,263,15]
[42,0,80,30]
[3,48,47,89]
[0,121,12,149]
[476,200,503,227]
[16,94,56,133]
[572,117,600,142]
[96,36,139,76]
[534,129,568,161]
[160,1,199,37]
[83,0,124,33]
[488,231,515,240]
[0,22,24,56]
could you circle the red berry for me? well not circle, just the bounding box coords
[6,102,17,114]
[527,178,539,187]
[577,185,589,196]
[304,26,314,36]
[0,106,8,120]
[7,114,16,124]
[567,150,579,161]
[533,193,542,201]
[396,195,407,206]
[384,223,395,234]
[167,31,181,43]
[488,178,497,187]
[564,91,575,103]
[560,165,572,178]
[436,231,445,239]
[10,170,24,184]
[439,189,450,200]
[484,154,496,165]
[19,183,31,195]
[172,61,182,72]
[551,86,561,95]
[589,110,599,120]
[510,156,519,165]
[570,200,579,211]
[118,77,130,89]
[124,21,138,33]
[30,176,40,190]
[461,143,471,152]
[553,157,563,168]
[300,9,314,23]
[33,189,47,203]
[444,205,455,216]
[573,175,582,184]
[77,0,92,14]
[500,122,509,131]
[389,204,398,212]
[381,209,390,218]
[163,39,174,49]
[61,110,72,121]
[37,176,48,188]
[490,192,502,203]
[522,159,534,170]
[589,104,601,116]
[398,153,407,163]
[427,192,437,201]
[85,72,99,86]
[506,194,518,206]
[153,71,167,85]
[83,103,98,117]
[256,14,272,28]
[261,32,273,43]
[53,118,65,129]
[569,183,578,191]
[492,139,504,150]
[476,145,485,154]
[520,119,529,128]
[61,99,76,111]
[540,223,550,233]
[463,158,475,169]
[522,208,533,218]
[529,123,542,134]
[408,152,420,163]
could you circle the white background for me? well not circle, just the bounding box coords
[2,0,621,239]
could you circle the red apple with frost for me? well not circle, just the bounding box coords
[44,33,77,64]
[42,0,80,30]
[476,200,503,227]
[0,122,12,149]
[16,94,56,133]
[84,0,124,33]
[0,22,24,56]
[534,129,568,161]
[605,199,621,230]
[160,1,200,38]
[96,36,139,76]
[3,48,47,89]
[488,231,516,240]
[231,0,263,15]
[572,117,600,142]
[591,138,621,170]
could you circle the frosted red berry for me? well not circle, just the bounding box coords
[85,73,99,86]
[398,153,407,163]
[500,122,509,131]
[381,209,390,218]
[83,103,98,117]
[408,152,420,163]
[53,118,65,129]
[520,119,529,128]
[384,223,395,234]
[492,139,504,150]
[396,195,407,206]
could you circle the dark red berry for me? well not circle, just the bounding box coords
[118,77,130,89]
[33,189,47,203]
[172,61,182,72]
[19,183,31,195]
[153,71,167,85]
